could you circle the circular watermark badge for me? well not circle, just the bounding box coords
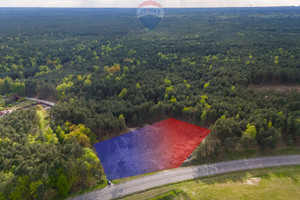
[137,0,164,30]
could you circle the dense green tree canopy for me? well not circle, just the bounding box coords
[1,7,300,199]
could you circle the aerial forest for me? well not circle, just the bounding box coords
[0,7,300,199]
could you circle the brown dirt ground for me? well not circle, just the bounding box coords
[248,85,300,93]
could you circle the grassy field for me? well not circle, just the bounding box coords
[119,165,300,200]
[11,99,37,109]
[1,98,37,112]
[149,189,190,200]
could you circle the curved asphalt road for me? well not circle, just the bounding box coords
[71,155,300,200]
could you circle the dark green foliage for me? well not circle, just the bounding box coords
[57,174,70,197]
[1,7,300,199]
[0,110,102,200]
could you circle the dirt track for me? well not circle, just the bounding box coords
[248,85,300,92]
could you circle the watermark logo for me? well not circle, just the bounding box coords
[137,0,164,30]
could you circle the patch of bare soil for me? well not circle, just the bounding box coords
[244,177,261,185]
[248,85,300,93]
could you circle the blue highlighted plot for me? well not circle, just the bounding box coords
[94,119,210,180]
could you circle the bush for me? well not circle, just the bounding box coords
[57,174,70,197]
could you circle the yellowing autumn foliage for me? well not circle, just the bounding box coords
[105,64,121,73]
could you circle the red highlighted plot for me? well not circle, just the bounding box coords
[95,118,210,180]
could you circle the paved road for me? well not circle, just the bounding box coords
[27,97,56,107]
[71,155,300,200]
[0,98,55,118]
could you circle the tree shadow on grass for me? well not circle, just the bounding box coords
[255,166,300,184]
[190,165,300,185]
[190,166,249,185]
